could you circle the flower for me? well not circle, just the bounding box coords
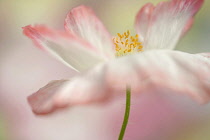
[23,0,210,115]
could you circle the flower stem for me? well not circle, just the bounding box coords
[118,86,131,140]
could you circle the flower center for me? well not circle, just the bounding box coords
[113,30,143,57]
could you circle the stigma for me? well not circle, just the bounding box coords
[113,30,143,57]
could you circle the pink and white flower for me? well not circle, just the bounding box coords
[23,0,210,115]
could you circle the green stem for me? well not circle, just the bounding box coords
[118,86,131,140]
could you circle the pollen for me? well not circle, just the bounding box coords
[113,30,143,57]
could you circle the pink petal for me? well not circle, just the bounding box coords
[28,66,109,115]
[135,0,204,50]
[28,80,70,115]
[105,51,210,104]
[28,50,210,115]
[182,18,194,36]
[199,53,210,58]
[135,3,155,42]
[172,0,204,16]
[64,5,114,58]
[23,25,105,72]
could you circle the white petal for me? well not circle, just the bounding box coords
[135,3,154,43]
[28,50,210,114]
[135,0,204,50]
[23,25,105,72]
[65,5,115,58]
[28,65,109,115]
[105,50,210,103]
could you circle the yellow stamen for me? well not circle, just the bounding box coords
[113,30,143,57]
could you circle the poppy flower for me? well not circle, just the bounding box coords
[23,0,210,115]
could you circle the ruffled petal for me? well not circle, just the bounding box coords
[23,25,105,72]
[104,51,210,104]
[135,3,155,42]
[28,50,210,115]
[64,5,114,58]
[135,0,204,50]
[28,80,70,114]
[28,66,109,115]
[199,53,210,58]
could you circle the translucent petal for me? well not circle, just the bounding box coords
[65,5,114,58]
[23,25,105,72]
[135,0,204,50]
[28,50,210,114]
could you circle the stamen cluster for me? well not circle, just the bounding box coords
[113,30,143,57]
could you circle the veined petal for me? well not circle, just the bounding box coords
[23,25,105,72]
[28,50,210,115]
[105,51,210,104]
[28,65,108,115]
[135,3,155,43]
[135,0,204,50]
[64,5,114,58]
[28,80,70,114]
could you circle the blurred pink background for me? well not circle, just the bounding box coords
[0,0,210,140]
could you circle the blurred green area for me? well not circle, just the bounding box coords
[172,121,210,140]
[0,114,7,140]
